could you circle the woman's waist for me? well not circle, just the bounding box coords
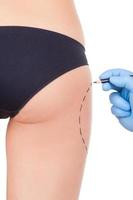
[0,1,85,46]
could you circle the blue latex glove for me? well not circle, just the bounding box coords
[99,68,133,132]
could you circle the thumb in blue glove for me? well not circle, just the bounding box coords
[99,68,133,132]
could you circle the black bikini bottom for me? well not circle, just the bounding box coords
[0,26,89,119]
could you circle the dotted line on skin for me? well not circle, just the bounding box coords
[78,83,92,154]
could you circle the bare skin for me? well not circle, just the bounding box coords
[0,0,92,199]
[0,0,85,46]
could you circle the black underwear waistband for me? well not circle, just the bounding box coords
[0,25,88,69]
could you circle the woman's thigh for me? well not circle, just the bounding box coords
[6,65,92,200]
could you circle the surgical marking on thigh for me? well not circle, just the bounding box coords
[78,82,92,154]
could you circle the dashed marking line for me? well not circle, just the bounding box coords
[78,82,92,154]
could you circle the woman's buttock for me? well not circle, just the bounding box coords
[0,0,85,46]
[0,0,91,123]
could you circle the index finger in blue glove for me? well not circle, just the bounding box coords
[110,76,133,92]
[99,68,132,80]
[99,69,130,91]
[101,82,121,91]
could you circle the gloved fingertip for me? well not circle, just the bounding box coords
[109,92,116,103]
[102,83,112,91]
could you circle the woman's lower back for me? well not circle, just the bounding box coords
[0,0,85,46]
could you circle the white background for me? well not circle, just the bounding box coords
[75,0,133,199]
[0,0,133,199]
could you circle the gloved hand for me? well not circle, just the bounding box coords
[99,68,133,132]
